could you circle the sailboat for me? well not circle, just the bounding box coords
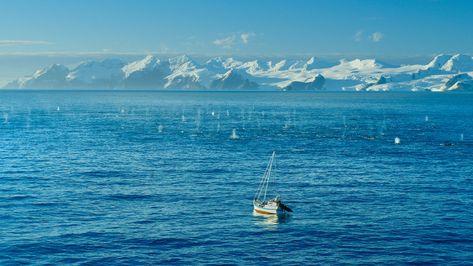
[253,152,293,215]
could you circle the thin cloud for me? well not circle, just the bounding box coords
[354,31,384,42]
[0,40,53,46]
[370,32,384,42]
[240,32,255,44]
[214,32,256,48]
[213,35,237,48]
[354,31,364,42]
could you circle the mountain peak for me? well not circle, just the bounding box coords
[306,56,315,65]
[66,58,126,86]
[425,54,452,69]
[33,64,69,79]
[239,59,269,73]
[441,54,473,72]
[205,57,227,73]
[169,54,192,65]
[339,58,383,69]
[168,54,198,71]
[122,55,161,78]
[206,57,223,64]
[210,68,258,90]
[304,56,318,70]
[223,58,242,69]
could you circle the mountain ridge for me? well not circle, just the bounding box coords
[4,54,473,92]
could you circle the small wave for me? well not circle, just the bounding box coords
[78,170,128,178]
[0,195,36,201]
[107,194,156,201]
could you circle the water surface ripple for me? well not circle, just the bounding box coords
[1,91,472,265]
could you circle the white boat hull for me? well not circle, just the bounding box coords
[253,200,286,215]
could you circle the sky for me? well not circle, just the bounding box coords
[1,0,473,85]
[1,0,473,58]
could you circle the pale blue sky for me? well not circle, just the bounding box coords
[1,0,473,57]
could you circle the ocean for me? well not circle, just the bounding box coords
[1,91,472,265]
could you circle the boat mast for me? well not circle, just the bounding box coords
[254,163,270,201]
[263,151,276,201]
[254,151,276,202]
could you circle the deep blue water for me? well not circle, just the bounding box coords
[1,91,472,265]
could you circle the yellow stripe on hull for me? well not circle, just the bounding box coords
[254,208,276,215]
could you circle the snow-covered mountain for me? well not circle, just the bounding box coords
[5,64,69,89]
[283,74,325,91]
[210,69,258,90]
[4,54,473,92]
[443,73,473,91]
[165,55,207,89]
[122,55,170,88]
[441,54,473,72]
[66,59,125,88]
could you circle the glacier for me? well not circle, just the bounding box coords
[3,54,473,92]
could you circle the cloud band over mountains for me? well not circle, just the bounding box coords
[0,40,53,46]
